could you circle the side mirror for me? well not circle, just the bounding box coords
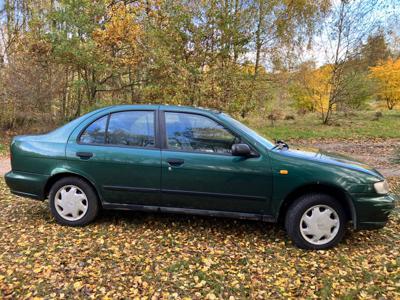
[231,143,251,157]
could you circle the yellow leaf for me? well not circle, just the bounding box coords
[73,281,83,290]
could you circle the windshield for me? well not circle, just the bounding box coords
[220,113,275,149]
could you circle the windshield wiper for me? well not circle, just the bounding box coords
[271,140,289,150]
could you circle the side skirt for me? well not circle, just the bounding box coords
[102,202,276,222]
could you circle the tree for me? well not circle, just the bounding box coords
[360,32,391,68]
[47,0,108,112]
[290,63,332,118]
[246,0,330,117]
[369,58,400,110]
[319,0,385,124]
[0,0,397,131]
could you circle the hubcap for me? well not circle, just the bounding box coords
[54,185,88,221]
[299,205,340,245]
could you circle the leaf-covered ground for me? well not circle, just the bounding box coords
[0,179,399,299]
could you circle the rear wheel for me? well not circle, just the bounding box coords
[49,177,99,226]
[285,193,347,249]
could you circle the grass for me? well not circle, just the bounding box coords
[0,136,10,157]
[247,110,400,140]
[0,178,399,299]
[0,143,5,156]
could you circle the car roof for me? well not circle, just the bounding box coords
[99,104,221,115]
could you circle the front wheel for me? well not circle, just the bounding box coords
[49,177,99,226]
[285,194,347,249]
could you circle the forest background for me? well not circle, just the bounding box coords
[0,0,399,142]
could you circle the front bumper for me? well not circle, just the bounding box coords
[4,171,48,200]
[352,193,396,230]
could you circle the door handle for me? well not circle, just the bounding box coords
[166,158,184,166]
[76,152,93,159]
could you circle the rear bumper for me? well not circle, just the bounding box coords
[353,193,396,230]
[4,171,48,200]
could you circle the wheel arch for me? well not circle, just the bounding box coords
[44,171,102,206]
[277,183,357,228]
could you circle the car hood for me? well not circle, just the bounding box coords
[276,146,384,179]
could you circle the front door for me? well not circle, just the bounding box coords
[66,110,161,205]
[160,111,272,214]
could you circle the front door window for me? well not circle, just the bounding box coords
[165,112,237,154]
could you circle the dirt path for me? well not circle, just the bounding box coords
[0,157,10,176]
[0,139,399,177]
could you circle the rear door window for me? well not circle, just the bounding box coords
[107,111,155,148]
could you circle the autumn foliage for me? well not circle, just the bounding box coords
[369,58,400,110]
[290,65,333,117]
[0,0,398,129]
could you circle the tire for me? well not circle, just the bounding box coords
[49,177,99,226]
[285,193,347,250]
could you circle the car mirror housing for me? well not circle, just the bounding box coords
[231,143,252,157]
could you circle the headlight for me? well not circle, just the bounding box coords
[374,180,389,195]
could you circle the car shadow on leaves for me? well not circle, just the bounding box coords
[96,208,283,237]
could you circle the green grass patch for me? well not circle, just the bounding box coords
[246,110,400,140]
[0,142,5,156]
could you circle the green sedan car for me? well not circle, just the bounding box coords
[4,105,395,249]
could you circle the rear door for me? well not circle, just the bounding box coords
[160,111,272,214]
[66,109,161,206]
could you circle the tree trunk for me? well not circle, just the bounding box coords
[387,98,394,110]
[254,0,263,78]
[75,72,82,117]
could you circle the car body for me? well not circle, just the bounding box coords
[4,105,395,249]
